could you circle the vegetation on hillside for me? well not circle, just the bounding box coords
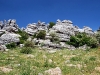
[16,29,29,44]
[0,48,100,75]
[67,32,98,48]
[33,30,46,40]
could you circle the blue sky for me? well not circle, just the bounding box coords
[0,0,100,30]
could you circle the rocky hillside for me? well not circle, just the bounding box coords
[0,19,99,51]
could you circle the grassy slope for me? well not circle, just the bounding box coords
[0,48,100,75]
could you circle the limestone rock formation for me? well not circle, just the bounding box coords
[0,19,19,32]
[0,19,96,50]
[0,32,21,45]
[25,21,48,35]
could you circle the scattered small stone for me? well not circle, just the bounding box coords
[95,67,100,72]
[48,50,56,53]
[65,60,70,63]
[14,64,21,67]
[38,73,43,75]
[43,55,47,59]
[48,59,53,63]
[20,44,24,48]
[45,67,62,75]
[76,64,82,69]
[0,67,12,73]
[27,54,35,58]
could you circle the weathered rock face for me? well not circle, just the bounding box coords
[0,19,19,32]
[48,19,76,42]
[25,21,48,35]
[0,32,21,45]
[83,26,94,35]
[49,19,94,42]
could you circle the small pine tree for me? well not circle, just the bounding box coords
[48,22,55,29]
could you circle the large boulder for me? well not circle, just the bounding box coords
[0,32,21,45]
[25,24,38,35]
[48,19,78,42]
[83,26,94,35]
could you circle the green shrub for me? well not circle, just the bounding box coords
[67,33,98,48]
[48,22,55,29]
[35,30,46,39]
[50,32,59,43]
[32,33,37,39]
[6,42,17,49]
[16,29,29,44]
[89,56,96,61]
[67,36,80,47]
[96,31,100,44]
[24,41,35,48]
[20,47,32,54]
[87,37,98,48]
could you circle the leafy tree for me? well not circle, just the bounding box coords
[16,29,29,44]
[48,22,55,29]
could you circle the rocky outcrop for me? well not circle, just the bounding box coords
[49,19,94,42]
[25,21,48,35]
[0,19,19,32]
[29,19,95,50]
[0,19,95,50]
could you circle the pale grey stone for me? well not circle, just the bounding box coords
[0,33,20,45]
[45,67,62,75]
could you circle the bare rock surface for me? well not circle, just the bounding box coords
[0,32,21,45]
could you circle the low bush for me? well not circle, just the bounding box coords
[16,29,29,44]
[24,41,35,48]
[6,42,17,49]
[35,30,46,39]
[89,56,96,61]
[20,47,32,54]
[67,33,98,48]
[87,37,98,48]
[50,32,60,43]
[96,31,100,44]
